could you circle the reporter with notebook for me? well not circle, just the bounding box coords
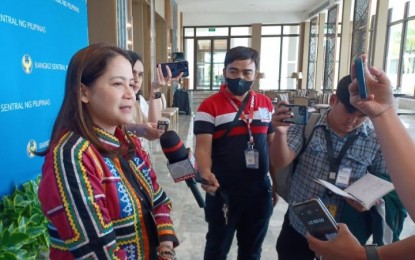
[307,55,415,260]
[270,74,405,259]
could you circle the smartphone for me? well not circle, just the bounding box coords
[292,197,338,240]
[354,56,367,99]
[157,120,169,132]
[158,60,189,78]
[281,104,308,125]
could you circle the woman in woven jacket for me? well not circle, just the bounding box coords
[36,43,178,259]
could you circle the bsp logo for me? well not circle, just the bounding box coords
[27,139,37,158]
[22,54,33,74]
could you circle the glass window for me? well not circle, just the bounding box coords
[370,0,377,17]
[410,0,415,17]
[184,27,194,37]
[335,36,341,85]
[262,25,281,35]
[282,36,300,90]
[231,26,251,36]
[385,24,403,89]
[212,39,227,87]
[230,38,251,48]
[195,40,212,90]
[402,19,415,95]
[260,37,281,90]
[385,1,415,96]
[196,27,229,37]
[183,24,299,93]
[184,39,194,90]
[389,0,406,22]
[283,25,300,35]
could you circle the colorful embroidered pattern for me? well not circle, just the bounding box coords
[38,127,178,259]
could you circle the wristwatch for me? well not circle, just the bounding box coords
[365,244,379,260]
[152,92,162,99]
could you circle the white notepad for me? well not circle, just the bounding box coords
[315,173,395,210]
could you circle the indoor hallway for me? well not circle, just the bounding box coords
[150,107,415,259]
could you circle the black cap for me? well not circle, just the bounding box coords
[336,75,356,113]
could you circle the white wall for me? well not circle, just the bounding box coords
[155,0,165,19]
[182,12,306,26]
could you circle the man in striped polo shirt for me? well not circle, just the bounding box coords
[194,46,277,260]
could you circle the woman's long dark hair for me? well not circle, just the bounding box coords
[127,50,144,100]
[36,43,136,157]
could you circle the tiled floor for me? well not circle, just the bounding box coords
[150,113,415,260]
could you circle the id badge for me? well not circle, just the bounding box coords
[326,204,337,218]
[329,172,336,182]
[335,167,351,188]
[245,148,259,169]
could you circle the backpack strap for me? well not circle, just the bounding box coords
[292,113,321,174]
[301,112,321,152]
[274,112,321,201]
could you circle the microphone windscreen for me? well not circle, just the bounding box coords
[159,130,188,163]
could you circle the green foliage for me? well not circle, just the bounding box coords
[0,176,49,260]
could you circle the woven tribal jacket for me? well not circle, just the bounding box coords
[38,127,178,259]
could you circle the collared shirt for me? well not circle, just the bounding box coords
[194,85,274,192]
[287,110,388,236]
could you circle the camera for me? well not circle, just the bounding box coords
[281,104,308,125]
[158,60,189,78]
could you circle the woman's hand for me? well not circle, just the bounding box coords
[143,122,164,140]
[157,241,176,260]
[128,123,163,140]
[152,64,184,91]
[349,54,394,119]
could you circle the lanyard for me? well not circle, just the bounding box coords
[229,92,255,146]
[324,130,358,183]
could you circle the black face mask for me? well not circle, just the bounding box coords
[225,78,253,96]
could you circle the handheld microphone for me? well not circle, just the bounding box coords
[160,130,205,208]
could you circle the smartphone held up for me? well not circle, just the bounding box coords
[281,104,308,125]
[354,56,368,99]
[157,120,169,133]
[158,60,189,78]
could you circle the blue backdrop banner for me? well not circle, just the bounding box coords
[0,0,88,197]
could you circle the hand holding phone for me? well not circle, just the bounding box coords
[292,197,338,240]
[281,104,308,125]
[354,56,368,99]
[158,60,189,78]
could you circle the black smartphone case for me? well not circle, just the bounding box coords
[282,104,308,125]
[159,61,189,78]
[354,57,367,99]
[157,120,169,132]
[292,197,338,240]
